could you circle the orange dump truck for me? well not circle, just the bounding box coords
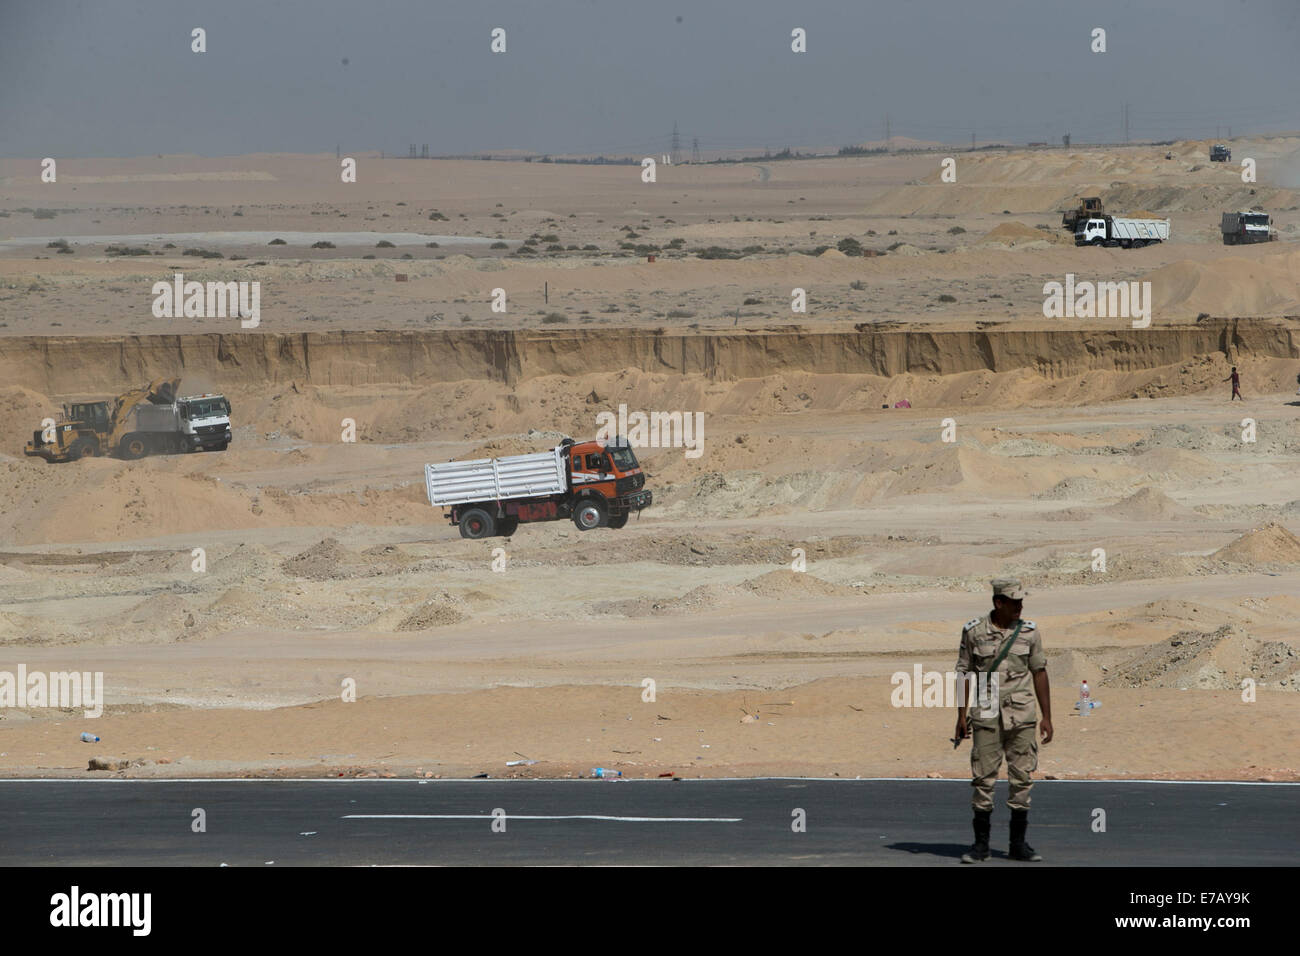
[424,437,652,538]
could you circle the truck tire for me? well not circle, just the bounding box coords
[119,434,149,460]
[68,440,97,460]
[573,499,606,531]
[606,513,629,529]
[1131,240,1146,248]
[498,516,519,537]
[459,507,496,539]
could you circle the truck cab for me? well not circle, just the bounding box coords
[1210,144,1231,162]
[564,438,651,529]
[176,394,232,451]
[1076,218,1110,245]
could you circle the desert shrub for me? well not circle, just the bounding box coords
[695,246,742,260]
[490,241,508,249]
[268,238,287,245]
[947,226,966,235]
[311,240,335,249]
[376,240,395,248]
[541,312,568,324]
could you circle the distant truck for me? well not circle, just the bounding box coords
[1061,196,1105,232]
[1221,211,1275,245]
[1210,144,1231,162]
[1075,215,1170,248]
[25,378,231,462]
[425,437,652,538]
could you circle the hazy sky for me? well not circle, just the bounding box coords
[1,0,1297,158]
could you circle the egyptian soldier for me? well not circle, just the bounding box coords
[953,579,1053,862]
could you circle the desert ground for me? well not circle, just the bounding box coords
[1,138,1298,781]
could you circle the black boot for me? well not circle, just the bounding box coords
[960,809,991,863]
[1008,808,1042,861]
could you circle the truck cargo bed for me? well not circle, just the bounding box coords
[425,447,567,507]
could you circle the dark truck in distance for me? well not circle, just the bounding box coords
[1221,211,1275,245]
[1210,144,1231,162]
[425,437,652,538]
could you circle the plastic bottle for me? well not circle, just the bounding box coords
[1079,680,1091,717]
[80,732,100,743]
[590,767,622,779]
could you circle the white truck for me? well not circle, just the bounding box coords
[175,393,233,451]
[425,437,652,538]
[1075,216,1170,248]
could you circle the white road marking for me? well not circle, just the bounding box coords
[343,814,742,822]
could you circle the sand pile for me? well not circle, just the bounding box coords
[1211,523,1300,565]
[281,538,352,580]
[1108,624,1300,691]
[740,570,861,599]
[394,593,467,630]
[1035,476,1121,501]
[978,222,1069,248]
[1146,248,1300,318]
[1046,649,1105,686]
[589,583,750,617]
[1103,487,1194,520]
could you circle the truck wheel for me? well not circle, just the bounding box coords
[573,500,606,531]
[498,517,519,537]
[459,508,496,539]
[1131,240,1146,248]
[120,434,148,460]
[606,513,629,529]
[68,440,97,460]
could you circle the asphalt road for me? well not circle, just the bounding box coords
[2,779,1296,866]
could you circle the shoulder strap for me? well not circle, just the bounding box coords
[985,621,1023,675]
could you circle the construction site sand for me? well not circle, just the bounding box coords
[1,144,1299,780]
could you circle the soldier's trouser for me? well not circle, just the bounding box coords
[970,721,1038,812]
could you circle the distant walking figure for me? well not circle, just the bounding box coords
[1226,366,1243,401]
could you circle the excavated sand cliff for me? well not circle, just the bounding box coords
[2,318,1294,395]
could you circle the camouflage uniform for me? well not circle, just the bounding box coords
[956,610,1047,812]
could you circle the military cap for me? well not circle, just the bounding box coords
[991,578,1028,600]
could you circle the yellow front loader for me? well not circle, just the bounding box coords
[24,378,182,462]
